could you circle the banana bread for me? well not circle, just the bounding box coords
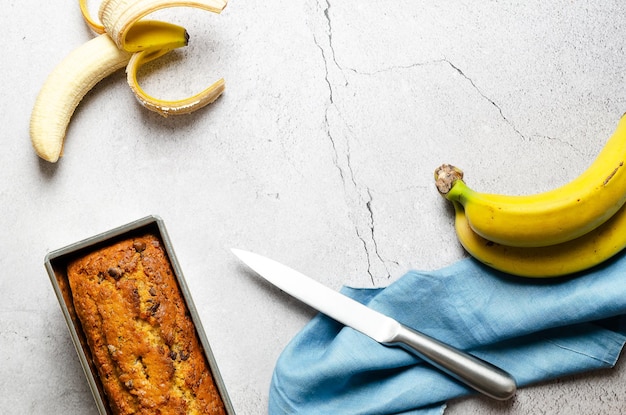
[67,234,226,415]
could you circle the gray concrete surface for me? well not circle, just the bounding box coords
[2,0,626,413]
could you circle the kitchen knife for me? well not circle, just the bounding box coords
[231,248,517,400]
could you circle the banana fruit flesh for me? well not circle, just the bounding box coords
[435,115,626,278]
[451,201,626,278]
[435,115,626,247]
[30,35,131,163]
[30,0,227,163]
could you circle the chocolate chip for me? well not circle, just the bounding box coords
[179,351,189,361]
[133,241,147,252]
[148,302,160,315]
[107,267,123,280]
[149,287,157,296]
[169,351,177,360]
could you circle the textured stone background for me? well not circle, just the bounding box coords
[2,0,625,413]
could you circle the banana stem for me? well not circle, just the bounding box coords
[435,164,464,195]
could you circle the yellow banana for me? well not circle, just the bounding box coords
[451,201,626,278]
[30,0,227,163]
[30,34,132,163]
[435,115,626,247]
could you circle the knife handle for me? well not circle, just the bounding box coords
[389,325,517,400]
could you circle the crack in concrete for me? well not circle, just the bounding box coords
[344,60,444,76]
[314,0,388,283]
[322,0,342,74]
[541,134,584,157]
[309,6,563,280]
[443,59,528,141]
[313,2,344,184]
[315,4,530,281]
[316,30,334,102]
[344,57,530,143]
[365,189,391,278]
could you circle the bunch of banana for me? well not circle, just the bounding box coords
[435,114,626,278]
[30,0,228,163]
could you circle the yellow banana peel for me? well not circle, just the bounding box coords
[451,201,626,278]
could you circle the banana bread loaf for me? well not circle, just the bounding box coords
[67,234,226,415]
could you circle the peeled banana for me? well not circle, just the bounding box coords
[30,35,131,163]
[30,0,227,163]
[435,115,626,247]
[451,201,626,278]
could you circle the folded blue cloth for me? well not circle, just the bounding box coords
[269,254,626,414]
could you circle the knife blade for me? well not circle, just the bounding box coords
[232,248,517,400]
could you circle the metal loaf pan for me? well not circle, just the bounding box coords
[45,215,235,415]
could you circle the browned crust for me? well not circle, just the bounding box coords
[67,234,226,415]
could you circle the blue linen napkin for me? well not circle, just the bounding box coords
[268,254,626,414]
